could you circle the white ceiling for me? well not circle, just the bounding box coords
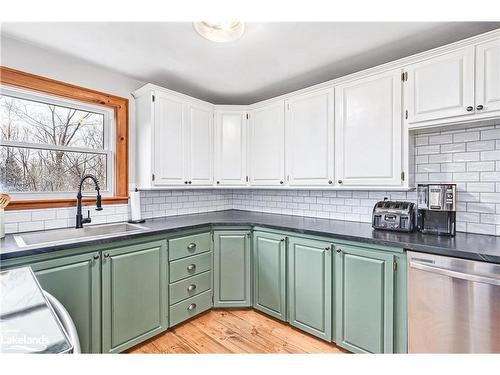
[1,22,499,104]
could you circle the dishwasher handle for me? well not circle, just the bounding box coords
[409,261,500,286]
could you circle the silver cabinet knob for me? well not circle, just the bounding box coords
[93,254,100,260]
[104,253,110,258]
[336,248,342,253]
[187,243,196,250]
[187,303,197,311]
[187,284,197,292]
[338,180,343,184]
[466,106,474,111]
[187,264,196,271]
[280,181,284,184]
[476,105,484,110]
[328,180,333,185]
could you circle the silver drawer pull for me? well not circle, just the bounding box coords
[187,303,197,311]
[187,284,197,292]
[187,264,196,271]
[187,243,197,250]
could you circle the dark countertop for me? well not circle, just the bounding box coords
[1,209,499,263]
[0,267,72,353]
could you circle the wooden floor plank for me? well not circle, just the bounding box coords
[128,308,347,354]
[234,309,346,353]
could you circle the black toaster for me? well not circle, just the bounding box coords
[372,200,416,232]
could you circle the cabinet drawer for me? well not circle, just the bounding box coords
[169,232,211,261]
[169,252,212,283]
[169,271,212,305]
[169,290,212,327]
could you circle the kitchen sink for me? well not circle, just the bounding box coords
[14,223,148,248]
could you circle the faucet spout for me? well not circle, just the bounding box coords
[76,174,103,229]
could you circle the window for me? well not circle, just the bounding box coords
[1,87,114,197]
[0,67,128,210]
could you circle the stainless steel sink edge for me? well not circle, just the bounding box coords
[13,222,149,249]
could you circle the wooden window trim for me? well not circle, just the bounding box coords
[1,66,129,210]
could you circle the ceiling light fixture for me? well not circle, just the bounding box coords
[193,22,245,43]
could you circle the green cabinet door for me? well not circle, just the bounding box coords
[102,240,168,353]
[288,236,332,341]
[213,230,251,307]
[253,231,287,321]
[335,244,395,353]
[30,251,101,353]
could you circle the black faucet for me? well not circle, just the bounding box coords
[76,174,103,229]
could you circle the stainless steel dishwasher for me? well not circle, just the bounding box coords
[408,251,500,353]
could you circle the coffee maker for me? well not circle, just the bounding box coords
[417,183,456,236]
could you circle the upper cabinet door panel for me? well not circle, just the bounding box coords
[475,39,500,115]
[188,104,213,186]
[335,70,402,186]
[215,111,247,186]
[407,47,475,123]
[285,88,334,186]
[249,101,285,186]
[153,92,186,185]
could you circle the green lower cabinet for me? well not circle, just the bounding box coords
[30,252,101,353]
[335,244,395,353]
[101,240,168,353]
[213,230,251,307]
[252,231,287,321]
[287,236,332,341]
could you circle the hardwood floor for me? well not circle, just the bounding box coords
[128,309,348,354]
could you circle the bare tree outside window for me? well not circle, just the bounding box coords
[0,92,110,194]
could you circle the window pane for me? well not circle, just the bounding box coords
[0,146,107,192]
[0,94,104,150]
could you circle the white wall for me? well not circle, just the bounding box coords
[0,35,145,186]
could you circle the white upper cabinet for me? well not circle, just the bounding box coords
[285,87,334,186]
[335,70,403,187]
[134,86,213,189]
[248,101,285,186]
[406,46,475,124]
[214,111,248,186]
[475,39,500,115]
[153,91,187,186]
[186,103,213,186]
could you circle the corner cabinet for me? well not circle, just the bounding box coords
[101,240,168,353]
[252,231,287,321]
[213,230,252,307]
[406,46,475,124]
[335,69,403,187]
[406,36,500,128]
[475,38,500,115]
[334,244,396,353]
[285,87,334,187]
[248,101,286,186]
[214,111,248,186]
[29,252,101,354]
[134,85,214,188]
[287,236,332,341]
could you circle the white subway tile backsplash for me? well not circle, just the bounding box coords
[453,152,480,162]
[467,140,495,151]
[481,129,500,140]
[441,143,465,153]
[453,131,480,142]
[481,150,500,161]
[18,221,44,233]
[467,161,496,171]
[4,124,500,236]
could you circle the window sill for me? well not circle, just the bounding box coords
[6,197,129,211]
